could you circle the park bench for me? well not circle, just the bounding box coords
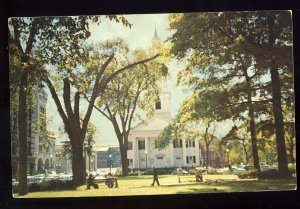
[94,176,118,188]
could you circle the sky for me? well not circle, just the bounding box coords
[47,14,187,146]
[46,13,233,146]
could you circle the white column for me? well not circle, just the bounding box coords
[170,142,174,167]
[195,139,200,166]
[145,137,149,169]
[132,137,137,169]
[182,139,187,167]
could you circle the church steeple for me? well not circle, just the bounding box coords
[152,27,161,49]
[154,27,159,40]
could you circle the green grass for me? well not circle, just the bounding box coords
[15,174,297,198]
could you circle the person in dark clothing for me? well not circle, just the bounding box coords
[87,174,98,189]
[195,170,203,182]
[151,167,160,186]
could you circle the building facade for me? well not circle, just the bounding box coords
[127,76,203,169]
[11,88,56,177]
[95,146,121,169]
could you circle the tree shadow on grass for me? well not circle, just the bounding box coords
[174,179,297,194]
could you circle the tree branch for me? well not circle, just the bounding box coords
[81,53,115,137]
[45,78,70,132]
[63,78,74,118]
[97,54,159,95]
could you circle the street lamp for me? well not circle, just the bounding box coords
[145,150,148,169]
[50,154,53,170]
[109,154,112,173]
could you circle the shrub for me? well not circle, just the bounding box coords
[188,168,197,175]
[288,164,296,175]
[237,170,258,179]
[114,169,123,177]
[157,168,169,175]
[28,180,73,192]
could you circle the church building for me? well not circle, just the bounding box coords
[127,29,203,170]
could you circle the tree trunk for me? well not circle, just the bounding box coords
[288,139,295,164]
[248,104,260,172]
[266,14,290,178]
[70,136,86,187]
[119,134,129,176]
[242,143,250,165]
[270,68,290,178]
[244,69,260,172]
[18,82,28,195]
[205,143,210,169]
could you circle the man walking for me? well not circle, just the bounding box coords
[151,167,160,186]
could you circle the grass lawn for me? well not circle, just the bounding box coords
[16,174,297,198]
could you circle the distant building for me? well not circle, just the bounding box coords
[11,88,56,177]
[94,146,121,169]
[200,144,225,168]
[127,29,203,170]
[54,141,98,173]
[53,144,72,174]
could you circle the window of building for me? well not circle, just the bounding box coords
[211,153,216,160]
[138,140,145,150]
[186,156,196,164]
[128,142,133,150]
[155,100,161,110]
[55,163,61,169]
[176,157,181,160]
[173,139,182,148]
[186,140,196,148]
[157,156,163,160]
[39,144,43,152]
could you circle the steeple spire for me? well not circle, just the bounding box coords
[154,27,159,39]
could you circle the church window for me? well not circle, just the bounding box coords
[138,140,145,150]
[173,139,182,148]
[155,100,161,110]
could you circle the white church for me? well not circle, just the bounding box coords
[127,29,203,170]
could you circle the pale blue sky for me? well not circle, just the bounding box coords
[47,14,188,146]
[46,13,233,146]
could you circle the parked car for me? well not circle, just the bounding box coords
[170,168,188,175]
[12,179,19,187]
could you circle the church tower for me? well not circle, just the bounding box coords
[151,28,171,119]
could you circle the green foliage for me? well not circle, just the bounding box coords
[38,111,50,148]
[258,169,293,180]
[237,170,258,179]
[168,11,294,175]
[59,120,96,158]
[188,168,197,175]
[28,180,74,192]
[155,124,174,150]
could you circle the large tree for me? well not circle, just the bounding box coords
[168,11,293,177]
[8,15,131,194]
[45,39,159,184]
[93,49,164,175]
[221,125,253,165]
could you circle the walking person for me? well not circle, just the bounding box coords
[151,167,160,186]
